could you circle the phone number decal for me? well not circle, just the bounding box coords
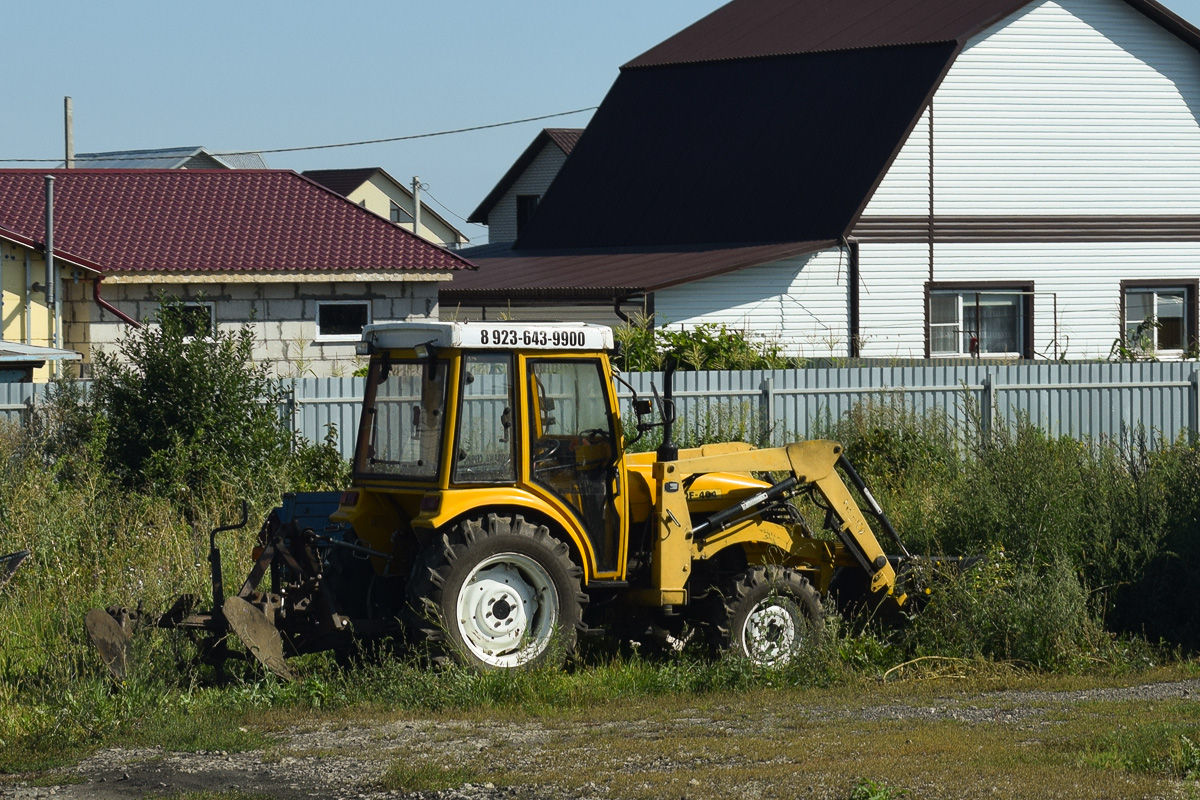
[476,328,591,348]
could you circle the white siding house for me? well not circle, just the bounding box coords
[653,0,1200,361]
[455,0,1200,363]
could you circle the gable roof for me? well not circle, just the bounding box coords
[302,167,466,242]
[65,146,269,169]
[458,0,1200,300]
[626,0,1200,66]
[302,167,380,197]
[467,128,584,224]
[0,170,474,274]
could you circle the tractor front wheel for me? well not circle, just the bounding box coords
[710,565,822,667]
[407,514,586,670]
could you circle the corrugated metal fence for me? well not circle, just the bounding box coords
[2,362,1196,459]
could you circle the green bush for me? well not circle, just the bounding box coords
[613,315,805,372]
[90,298,294,512]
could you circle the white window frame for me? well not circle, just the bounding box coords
[928,286,1029,358]
[170,301,215,341]
[1122,285,1191,356]
[315,300,372,343]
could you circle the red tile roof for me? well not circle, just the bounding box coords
[0,169,473,274]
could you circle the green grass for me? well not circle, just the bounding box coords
[377,760,487,793]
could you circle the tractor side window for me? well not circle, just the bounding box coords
[357,358,447,480]
[527,359,619,571]
[453,354,516,483]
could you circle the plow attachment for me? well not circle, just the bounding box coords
[85,492,370,683]
[0,549,30,594]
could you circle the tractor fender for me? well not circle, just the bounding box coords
[419,487,597,581]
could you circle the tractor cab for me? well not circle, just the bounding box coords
[343,321,628,581]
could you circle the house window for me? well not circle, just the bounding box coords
[516,194,540,234]
[928,285,1031,358]
[390,201,413,224]
[1122,282,1197,355]
[316,301,370,341]
[162,302,214,339]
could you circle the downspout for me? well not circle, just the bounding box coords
[847,238,860,358]
[45,175,63,357]
[613,296,630,324]
[24,251,32,345]
[93,277,143,328]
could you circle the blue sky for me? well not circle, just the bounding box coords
[8,0,1200,245]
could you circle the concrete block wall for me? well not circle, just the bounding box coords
[72,279,439,378]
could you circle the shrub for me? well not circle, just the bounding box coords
[613,315,804,372]
[903,549,1105,670]
[89,299,294,512]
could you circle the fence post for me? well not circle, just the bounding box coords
[981,370,995,442]
[759,374,774,446]
[1191,369,1199,445]
[288,380,300,443]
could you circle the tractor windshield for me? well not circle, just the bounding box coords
[356,356,448,480]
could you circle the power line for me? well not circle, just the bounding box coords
[421,186,481,229]
[0,106,597,164]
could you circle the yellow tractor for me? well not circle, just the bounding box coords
[87,321,915,678]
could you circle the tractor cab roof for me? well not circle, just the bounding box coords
[362,320,615,353]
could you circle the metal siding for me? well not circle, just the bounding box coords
[931,240,1200,360]
[857,243,931,358]
[862,109,932,216]
[934,0,1200,215]
[489,144,571,244]
[654,249,851,357]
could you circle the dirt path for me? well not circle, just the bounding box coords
[5,678,1200,800]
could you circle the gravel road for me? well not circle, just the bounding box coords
[5,678,1199,800]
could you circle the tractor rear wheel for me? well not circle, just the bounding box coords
[710,565,822,667]
[407,513,586,670]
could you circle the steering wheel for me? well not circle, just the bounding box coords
[531,437,564,462]
[578,428,613,445]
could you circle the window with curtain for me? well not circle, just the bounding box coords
[929,288,1028,357]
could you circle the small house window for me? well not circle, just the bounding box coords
[516,194,540,234]
[390,201,413,224]
[316,301,370,341]
[928,285,1031,358]
[1122,282,1196,355]
[162,302,214,339]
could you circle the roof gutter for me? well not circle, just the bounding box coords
[93,276,142,328]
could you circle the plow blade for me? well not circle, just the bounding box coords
[223,596,294,681]
[85,607,132,682]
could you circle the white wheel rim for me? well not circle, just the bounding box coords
[455,552,559,667]
[741,599,799,666]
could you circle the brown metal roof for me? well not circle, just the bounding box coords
[443,240,834,300]
[301,168,381,197]
[516,42,954,250]
[625,0,1200,66]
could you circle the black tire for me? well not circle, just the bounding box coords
[407,513,587,670]
[709,565,823,666]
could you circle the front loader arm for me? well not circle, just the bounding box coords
[645,440,901,605]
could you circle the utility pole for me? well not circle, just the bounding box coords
[64,96,74,169]
[411,176,422,237]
